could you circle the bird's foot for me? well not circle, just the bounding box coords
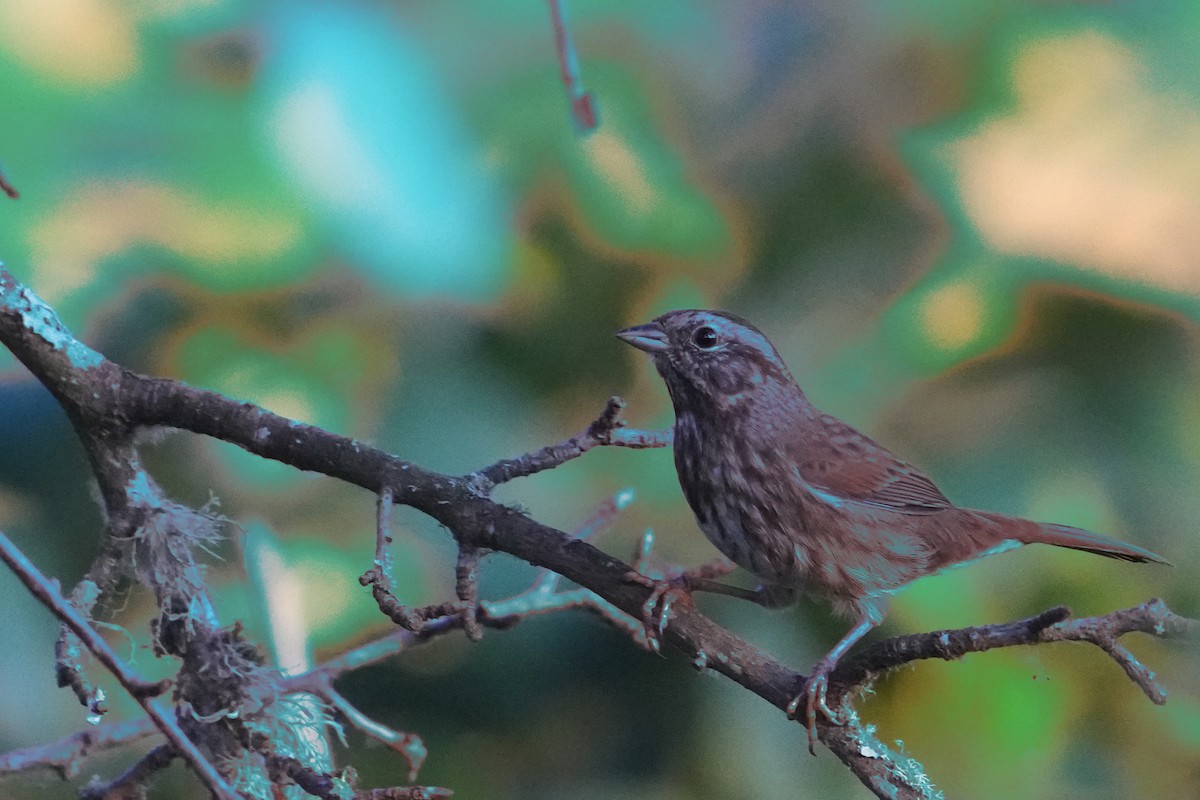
[623,570,693,655]
[786,658,842,755]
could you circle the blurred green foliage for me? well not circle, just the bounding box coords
[1,1,1198,798]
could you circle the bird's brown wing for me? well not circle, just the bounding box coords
[795,413,953,515]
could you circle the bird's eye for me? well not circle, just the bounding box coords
[692,326,719,349]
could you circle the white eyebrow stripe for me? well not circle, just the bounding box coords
[706,316,775,355]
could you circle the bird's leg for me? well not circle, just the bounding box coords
[697,582,796,609]
[624,554,738,654]
[624,572,685,654]
[787,609,882,754]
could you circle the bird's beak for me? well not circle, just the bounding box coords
[616,322,669,353]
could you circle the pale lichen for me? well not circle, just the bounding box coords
[0,278,104,369]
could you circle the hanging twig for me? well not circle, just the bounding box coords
[547,0,598,132]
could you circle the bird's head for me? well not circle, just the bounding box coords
[617,309,799,413]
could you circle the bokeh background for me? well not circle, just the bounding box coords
[2,1,1199,798]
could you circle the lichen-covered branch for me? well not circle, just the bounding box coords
[0,529,240,800]
[0,263,1193,800]
[235,715,450,800]
[0,491,651,789]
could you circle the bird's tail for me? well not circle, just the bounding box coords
[986,512,1171,565]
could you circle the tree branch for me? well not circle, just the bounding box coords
[79,744,175,800]
[0,163,17,200]
[0,529,240,800]
[546,0,598,132]
[326,686,427,782]
[469,395,670,490]
[833,598,1198,707]
[0,263,1192,800]
[365,487,397,594]
[0,717,157,780]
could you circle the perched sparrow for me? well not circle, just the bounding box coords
[617,309,1167,748]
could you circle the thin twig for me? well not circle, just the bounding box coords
[288,493,654,698]
[0,530,241,800]
[326,686,427,782]
[472,396,670,489]
[55,557,125,717]
[575,488,636,542]
[290,629,428,689]
[280,494,655,708]
[630,528,737,583]
[360,487,645,642]
[370,487,397,593]
[547,0,598,132]
[465,489,649,641]
[512,488,637,600]
[360,486,463,635]
[354,787,453,800]
[55,628,107,718]
[454,546,484,641]
[832,598,1198,708]
[79,744,175,800]
[361,489,479,637]
[237,716,449,800]
[0,717,158,780]
[360,587,462,635]
[285,595,635,696]
[0,166,17,200]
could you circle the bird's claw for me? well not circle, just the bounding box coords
[786,662,842,755]
[623,571,691,655]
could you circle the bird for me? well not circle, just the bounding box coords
[616,308,1168,749]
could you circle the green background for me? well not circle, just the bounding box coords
[1,1,1198,798]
